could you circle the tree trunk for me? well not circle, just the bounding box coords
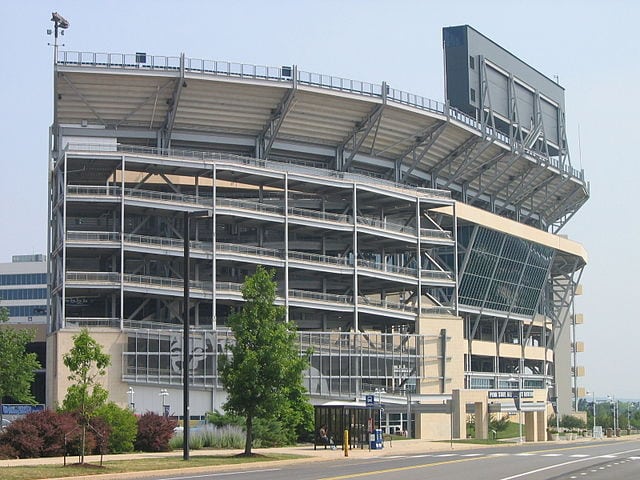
[81,424,86,464]
[244,414,253,455]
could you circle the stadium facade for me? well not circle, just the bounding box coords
[47,25,588,440]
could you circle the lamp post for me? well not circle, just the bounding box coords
[160,389,169,417]
[587,390,596,437]
[607,395,618,435]
[375,388,385,432]
[183,209,212,461]
[127,387,135,412]
[509,377,523,443]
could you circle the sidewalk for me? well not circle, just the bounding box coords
[0,438,483,468]
[2,436,628,480]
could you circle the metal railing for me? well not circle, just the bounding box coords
[288,206,351,224]
[66,186,456,245]
[65,232,453,282]
[419,228,454,242]
[57,51,586,182]
[357,259,417,277]
[356,216,416,236]
[64,143,453,201]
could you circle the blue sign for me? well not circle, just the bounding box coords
[2,404,45,415]
[365,395,375,407]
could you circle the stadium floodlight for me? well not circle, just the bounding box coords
[51,12,70,30]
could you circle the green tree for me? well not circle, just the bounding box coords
[219,266,311,455]
[61,328,111,463]
[95,402,138,453]
[0,307,41,428]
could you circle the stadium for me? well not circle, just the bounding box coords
[47,25,588,440]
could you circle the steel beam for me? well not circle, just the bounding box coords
[260,69,298,159]
[340,103,385,171]
[162,54,186,149]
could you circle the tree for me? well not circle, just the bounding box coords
[61,328,111,463]
[95,402,138,453]
[219,266,311,455]
[0,307,41,429]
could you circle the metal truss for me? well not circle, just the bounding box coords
[258,66,298,159]
[161,54,186,149]
[339,102,385,171]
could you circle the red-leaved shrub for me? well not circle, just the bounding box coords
[134,412,178,452]
[0,410,110,458]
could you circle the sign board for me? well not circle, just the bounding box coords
[365,395,375,407]
[488,390,534,400]
[2,404,45,415]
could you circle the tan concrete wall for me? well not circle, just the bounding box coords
[46,328,128,409]
[415,314,464,394]
[470,340,496,356]
[415,412,453,441]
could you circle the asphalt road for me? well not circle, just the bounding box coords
[135,439,640,480]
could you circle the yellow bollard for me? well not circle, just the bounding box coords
[343,429,349,456]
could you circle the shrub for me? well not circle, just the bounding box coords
[0,410,81,458]
[206,410,245,428]
[560,415,587,429]
[135,412,177,452]
[96,402,137,453]
[490,415,511,433]
[169,425,245,450]
[252,417,289,448]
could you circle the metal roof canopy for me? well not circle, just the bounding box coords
[54,55,589,231]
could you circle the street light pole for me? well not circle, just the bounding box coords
[127,387,135,412]
[509,377,523,443]
[375,388,385,432]
[160,389,169,417]
[593,391,596,436]
[183,209,212,461]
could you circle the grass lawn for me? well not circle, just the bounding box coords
[1,453,303,480]
[455,421,523,444]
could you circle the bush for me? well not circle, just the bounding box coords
[169,425,245,450]
[560,415,587,429]
[490,415,511,433]
[0,410,80,458]
[206,410,300,447]
[96,402,137,453]
[206,410,245,428]
[135,412,177,452]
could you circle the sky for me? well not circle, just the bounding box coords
[0,0,638,399]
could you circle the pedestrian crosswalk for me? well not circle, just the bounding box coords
[383,451,640,461]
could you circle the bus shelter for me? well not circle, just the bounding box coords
[314,403,378,449]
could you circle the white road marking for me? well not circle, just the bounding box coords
[542,453,563,457]
[570,454,589,458]
[498,456,596,480]
[599,454,617,458]
[156,468,282,480]
[434,454,456,457]
[515,453,535,456]
[460,453,483,457]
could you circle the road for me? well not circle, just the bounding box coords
[134,439,640,480]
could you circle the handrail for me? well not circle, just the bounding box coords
[63,142,453,201]
[56,51,586,183]
[357,259,417,277]
[66,186,453,241]
[356,216,416,236]
[66,232,459,285]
